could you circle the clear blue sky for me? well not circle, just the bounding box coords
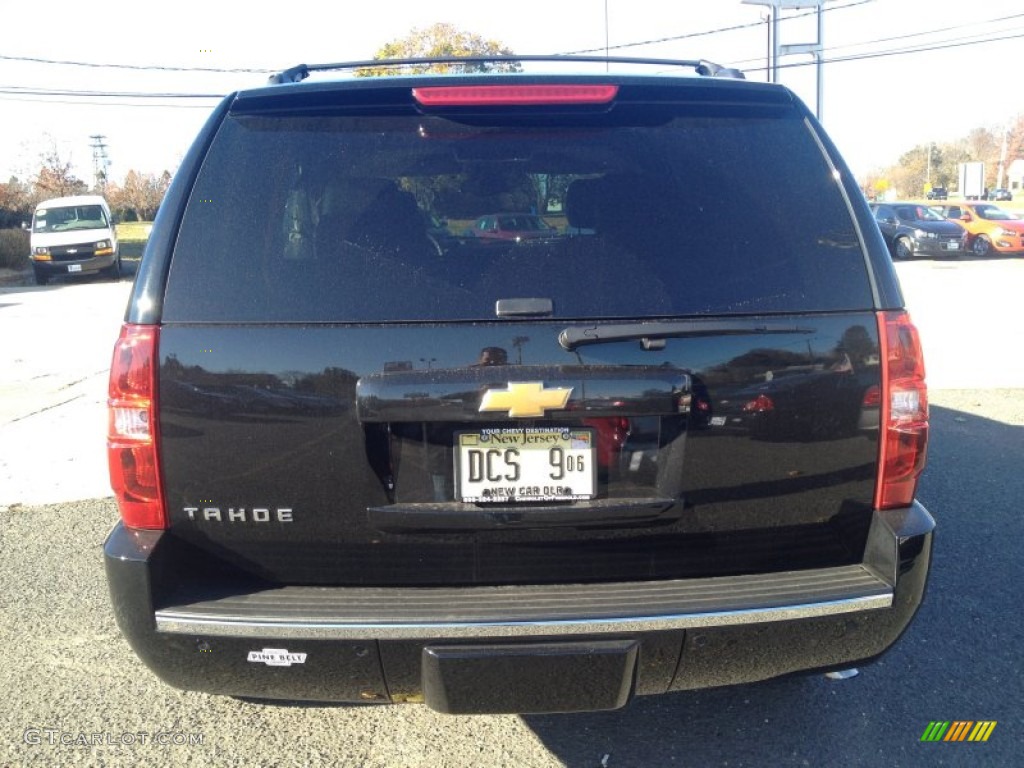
[1,0,1020,185]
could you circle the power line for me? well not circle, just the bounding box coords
[817,11,1024,52]
[0,53,270,75]
[0,85,222,99]
[0,3,863,72]
[0,94,216,109]
[555,0,873,55]
[0,2,1012,84]
[2,11,1021,107]
[728,12,1024,67]
[557,17,764,55]
[744,28,1024,73]
[4,24,1020,103]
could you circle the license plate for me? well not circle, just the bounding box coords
[455,428,596,503]
[67,264,82,272]
[943,241,960,250]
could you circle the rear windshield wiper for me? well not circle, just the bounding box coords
[559,321,815,351]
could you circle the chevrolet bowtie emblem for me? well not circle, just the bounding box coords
[479,382,573,418]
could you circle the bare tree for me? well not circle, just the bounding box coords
[33,144,87,199]
[0,176,34,226]
[110,170,172,221]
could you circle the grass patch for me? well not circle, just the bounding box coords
[116,222,153,243]
[116,222,153,260]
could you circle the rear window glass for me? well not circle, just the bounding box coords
[163,104,871,321]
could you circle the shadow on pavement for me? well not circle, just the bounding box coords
[522,402,1022,767]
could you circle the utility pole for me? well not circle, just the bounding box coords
[89,134,111,192]
[512,336,530,365]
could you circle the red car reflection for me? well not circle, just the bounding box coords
[469,213,557,243]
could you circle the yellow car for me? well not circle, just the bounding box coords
[936,203,1024,257]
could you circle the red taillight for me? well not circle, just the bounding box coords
[875,311,928,510]
[861,384,881,407]
[412,84,619,107]
[743,394,775,413]
[108,324,166,529]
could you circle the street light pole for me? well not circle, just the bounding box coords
[604,0,610,71]
[743,0,826,119]
[815,2,824,121]
[997,124,1009,190]
[772,9,780,83]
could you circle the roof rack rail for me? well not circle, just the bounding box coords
[267,55,745,85]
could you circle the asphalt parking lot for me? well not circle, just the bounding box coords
[1,260,1022,766]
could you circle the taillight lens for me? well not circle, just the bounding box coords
[861,384,881,407]
[108,324,166,529]
[875,311,928,509]
[412,84,619,107]
[743,394,775,413]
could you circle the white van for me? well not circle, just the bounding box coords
[30,195,120,285]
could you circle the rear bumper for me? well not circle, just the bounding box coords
[104,502,933,713]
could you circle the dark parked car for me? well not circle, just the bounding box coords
[986,188,1012,202]
[925,186,947,200]
[870,201,967,258]
[104,55,932,715]
[714,355,878,442]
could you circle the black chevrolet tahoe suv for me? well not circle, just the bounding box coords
[104,56,933,715]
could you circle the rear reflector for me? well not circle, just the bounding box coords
[108,324,166,529]
[412,84,619,107]
[875,311,928,510]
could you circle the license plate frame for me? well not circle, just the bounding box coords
[454,427,596,503]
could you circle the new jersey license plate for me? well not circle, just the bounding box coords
[455,428,596,503]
